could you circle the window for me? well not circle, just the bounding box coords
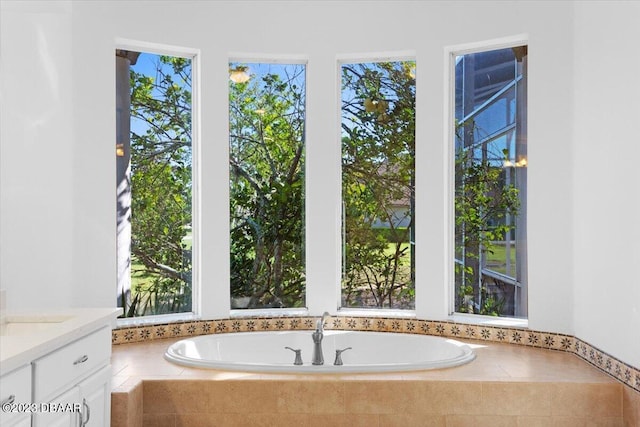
[229,62,306,309]
[114,44,526,321]
[116,49,193,317]
[340,60,416,309]
[453,45,528,317]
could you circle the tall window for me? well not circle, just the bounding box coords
[454,46,527,317]
[341,60,416,309]
[116,50,193,317]
[229,62,306,309]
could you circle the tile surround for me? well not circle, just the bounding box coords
[111,327,640,427]
[114,378,630,427]
[112,315,640,394]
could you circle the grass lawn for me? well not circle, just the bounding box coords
[128,231,193,315]
[485,242,517,276]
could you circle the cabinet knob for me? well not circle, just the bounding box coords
[73,355,89,365]
[1,394,15,406]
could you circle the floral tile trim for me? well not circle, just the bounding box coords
[112,315,640,393]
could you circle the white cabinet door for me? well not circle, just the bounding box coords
[33,386,80,427]
[78,365,111,427]
[34,365,112,427]
[0,364,32,427]
[4,415,31,427]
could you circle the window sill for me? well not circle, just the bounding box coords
[230,308,309,318]
[448,313,528,328]
[116,312,200,328]
[337,308,417,318]
[115,310,527,330]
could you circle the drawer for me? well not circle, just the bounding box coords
[0,364,32,425]
[33,326,111,402]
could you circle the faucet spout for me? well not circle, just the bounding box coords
[312,312,331,365]
[317,311,330,333]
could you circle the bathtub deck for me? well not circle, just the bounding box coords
[110,337,638,426]
[112,336,614,384]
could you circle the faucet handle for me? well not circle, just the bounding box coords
[284,347,303,365]
[334,347,352,366]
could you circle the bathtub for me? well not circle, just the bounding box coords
[164,330,475,373]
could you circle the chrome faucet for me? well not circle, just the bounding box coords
[311,312,330,365]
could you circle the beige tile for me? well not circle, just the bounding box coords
[179,369,263,380]
[277,380,345,414]
[130,381,144,427]
[585,417,624,427]
[112,376,144,393]
[551,383,622,418]
[446,414,518,427]
[497,356,606,382]
[174,413,215,427]
[623,387,640,427]
[414,360,511,382]
[112,374,132,390]
[210,380,279,413]
[216,413,309,427]
[143,380,210,414]
[342,381,385,414]
[344,380,423,414]
[516,416,552,427]
[481,382,552,416]
[344,381,483,416]
[550,417,587,427]
[438,382,482,414]
[118,361,185,377]
[112,381,144,427]
[547,417,624,427]
[111,392,130,427]
[307,413,380,427]
[142,413,176,427]
[379,413,446,426]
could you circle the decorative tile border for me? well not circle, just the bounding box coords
[112,315,640,393]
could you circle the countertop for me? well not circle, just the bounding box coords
[0,308,121,376]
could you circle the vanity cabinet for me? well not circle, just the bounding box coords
[1,308,119,427]
[0,364,32,427]
[32,326,112,427]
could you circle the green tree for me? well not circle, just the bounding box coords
[454,127,520,315]
[127,55,192,316]
[229,64,306,308]
[341,61,416,309]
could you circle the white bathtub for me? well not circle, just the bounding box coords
[164,330,475,373]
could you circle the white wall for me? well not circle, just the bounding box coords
[0,0,603,353]
[0,1,75,308]
[573,1,640,368]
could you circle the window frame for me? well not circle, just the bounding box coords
[337,55,417,312]
[115,39,200,326]
[115,38,531,327]
[445,35,528,319]
[227,57,309,313]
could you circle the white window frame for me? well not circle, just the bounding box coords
[227,54,309,318]
[115,39,200,327]
[444,34,528,322]
[336,52,418,316]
